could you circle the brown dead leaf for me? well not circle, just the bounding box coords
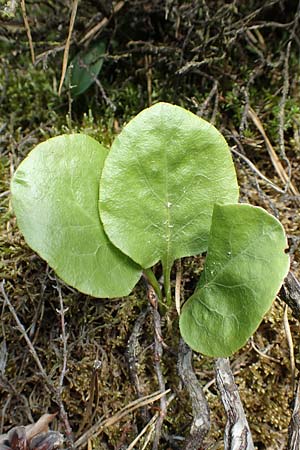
[7,427,26,450]
[0,414,59,449]
[25,414,57,441]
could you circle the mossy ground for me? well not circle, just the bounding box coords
[1,1,300,449]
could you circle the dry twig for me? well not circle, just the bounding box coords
[78,1,125,45]
[150,296,167,450]
[55,284,69,394]
[127,413,159,450]
[177,340,210,449]
[74,389,171,448]
[215,358,254,450]
[54,284,74,449]
[231,146,286,194]
[288,380,300,450]
[247,106,299,196]
[20,0,35,64]
[127,307,150,400]
[279,270,300,450]
[0,281,74,449]
[145,55,153,106]
[278,0,300,161]
[58,0,79,96]
[283,304,296,392]
[1,281,49,382]
[280,272,300,320]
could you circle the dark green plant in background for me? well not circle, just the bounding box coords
[67,41,106,96]
[11,102,289,357]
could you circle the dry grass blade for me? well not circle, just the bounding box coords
[283,304,296,392]
[145,54,152,106]
[78,1,125,45]
[126,413,159,450]
[58,0,79,96]
[74,389,171,448]
[247,106,299,196]
[20,0,35,64]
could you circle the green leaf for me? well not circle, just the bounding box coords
[68,42,105,96]
[179,203,289,357]
[11,134,141,297]
[100,102,239,299]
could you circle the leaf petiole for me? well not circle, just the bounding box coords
[143,268,163,303]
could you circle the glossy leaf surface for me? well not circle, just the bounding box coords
[179,203,289,357]
[100,103,239,282]
[11,134,141,297]
[68,42,105,96]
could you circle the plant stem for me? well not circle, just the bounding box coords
[162,263,172,306]
[143,268,163,302]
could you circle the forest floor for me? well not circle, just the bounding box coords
[1,1,300,449]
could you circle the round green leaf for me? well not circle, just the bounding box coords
[11,134,141,297]
[100,102,239,277]
[179,203,290,357]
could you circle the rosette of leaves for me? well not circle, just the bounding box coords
[11,102,289,357]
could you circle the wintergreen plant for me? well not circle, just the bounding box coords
[11,102,289,357]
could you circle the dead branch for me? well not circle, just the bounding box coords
[54,284,74,449]
[278,39,292,161]
[288,379,300,450]
[127,307,150,396]
[126,306,151,421]
[93,77,116,111]
[215,358,254,450]
[177,339,210,449]
[283,244,300,449]
[279,272,300,321]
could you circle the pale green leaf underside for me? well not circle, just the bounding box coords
[100,102,239,273]
[11,134,141,297]
[179,203,290,357]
